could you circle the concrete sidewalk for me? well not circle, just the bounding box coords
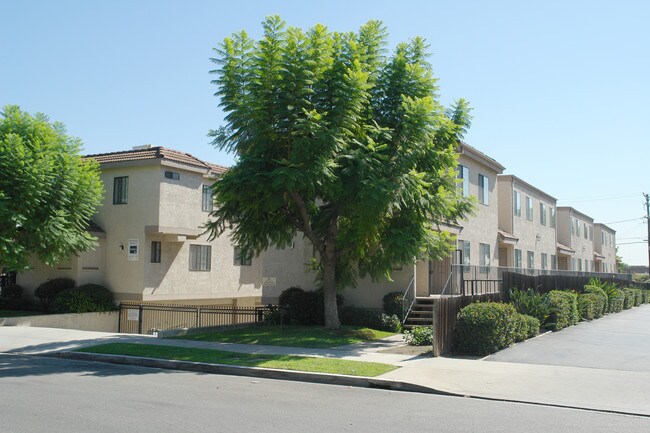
[2,321,650,416]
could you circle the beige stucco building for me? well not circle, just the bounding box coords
[556,206,595,272]
[594,223,617,273]
[497,175,557,271]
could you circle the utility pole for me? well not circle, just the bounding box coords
[645,193,650,273]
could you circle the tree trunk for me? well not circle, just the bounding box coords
[322,251,341,329]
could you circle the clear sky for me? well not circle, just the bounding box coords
[1,0,648,266]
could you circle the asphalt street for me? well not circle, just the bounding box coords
[1,354,649,433]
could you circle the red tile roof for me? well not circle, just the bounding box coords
[85,146,228,174]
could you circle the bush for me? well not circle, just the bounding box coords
[0,283,24,309]
[54,284,114,314]
[404,326,433,346]
[509,288,550,324]
[382,291,404,319]
[643,290,650,304]
[377,313,402,333]
[278,287,343,325]
[600,282,624,313]
[634,288,643,306]
[546,290,578,331]
[623,288,636,309]
[454,302,518,355]
[35,278,75,311]
[583,285,608,318]
[339,307,401,332]
[512,314,528,343]
[577,293,600,321]
[522,314,540,338]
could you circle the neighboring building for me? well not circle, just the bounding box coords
[497,175,557,272]
[556,206,595,272]
[19,146,263,307]
[593,223,617,273]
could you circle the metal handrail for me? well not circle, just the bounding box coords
[401,276,415,325]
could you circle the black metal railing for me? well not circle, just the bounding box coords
[117,303,282,334]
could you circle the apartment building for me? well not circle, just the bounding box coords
[497,175,557,271]
[18,146,264,307]
[556,206,595,272]
[594,223,617,273]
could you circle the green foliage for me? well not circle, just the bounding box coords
[623,288,636,309]
[54,283,114,314]
[509,288,550,324]
[582,285,607,318]
[522,314,540,339]
[0,283,24,309]
[382,291,404,319]
[403,326,433,346]
[633,288,643,306]
[206,16,474,328]
[338,307,401,332]
[577,293,600,321]
[35,278,75,311]
[0,106,103,271]
[278,287,343,325]
[546,290,578,331]
[643,290,650,304]
[595,280,625,313]
[454,302,518,355]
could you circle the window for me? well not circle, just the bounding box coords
[151,241,161,263]
[189,245,211,271]
[540,203,547,226]
[478,174,489,205]
[479,243,490,273]
[583,223,588,239]
[513,191,521,217]
[515,249,522,269]
[458,165,469,197]
[550,208,556,228]
[459,240,471,272]
[526,196,533,221]
[576,219,581,237]
[527,251,534,269]
[591,261,595,272]
[571,217,575,235]
[164,171,180,180]
[551,254,557,270]
[578,258,582,272]
[234,247,252,266]
[572,257,576,270]
[113,176,128,204]
[541,253,548,270]
[589,225,593,240]
[202,185,213,212]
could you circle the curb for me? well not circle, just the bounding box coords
[45,351,457,396]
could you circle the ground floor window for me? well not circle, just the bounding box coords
[479,243,490,273]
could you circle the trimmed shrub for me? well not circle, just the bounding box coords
[583,285,608,318]
[382,291,404,319]
[0,283,25,310]
[35,278,75,311]
[577,293,600,321]
[623,288,636,309]
[522,314,540,338]
[545,290,578,331]
[634,288,643,306]
[454,302,518,355]
[339,307,401,332]
[404,326,433,346]
[377,313,402,333]
[509,288,550,324]
[512,314,528,342]
[54,284,114,314]
[643,290,650,304]
[77,284,113,309]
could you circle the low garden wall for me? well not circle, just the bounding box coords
[0,311,119,332]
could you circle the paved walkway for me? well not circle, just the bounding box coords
[2,305,650,416]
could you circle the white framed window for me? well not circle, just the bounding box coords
[189,245,211,271]
[540,203,547,226]
[479,243,490,273]
[113,176,129,205]
[478,174,488,205]
[583,223,588,239]
[527,251,534,269]
[513,191,521,217]
[526,196,533,221]
[234,247,252,266]
[458,165,469,197]
[550,207,556,228]
[515,249,522,269]
[202,185,213,212]
[541,253,548,270]
[576,219,581,237]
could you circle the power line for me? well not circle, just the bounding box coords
[617,241,648,245]
[603,217,645,224]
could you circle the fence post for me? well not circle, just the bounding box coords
[117,303,122,333]
[431,299,438,357]
[137,304,143,334]
[197,306,201,328]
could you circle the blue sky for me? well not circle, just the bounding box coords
[1,0,648,266]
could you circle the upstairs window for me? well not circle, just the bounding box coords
[164,171,180,180]
[458,165,469,197]
[540,203,547,226]
[584,223,588,239]
[151,241,161,263]
[189,245,211,271]
[202,185,213,212]
[550,207,556,228]
[526,196,533,221]
[113,176,129,204]
[513,191,521,217]
[589,226,593,241]
[478,174,489,205]
[234,247,252,266]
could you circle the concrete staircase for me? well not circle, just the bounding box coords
[403,297,434,330]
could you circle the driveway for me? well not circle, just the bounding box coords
[487,305,650,372]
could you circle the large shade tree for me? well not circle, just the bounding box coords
[0,105,103,272]
[207,17,473,328]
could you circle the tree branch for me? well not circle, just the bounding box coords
[288,191,325,253]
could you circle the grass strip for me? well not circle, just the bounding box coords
[77,343,398,377]
[174,325,395,349]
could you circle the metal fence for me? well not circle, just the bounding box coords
[118,303,280,334]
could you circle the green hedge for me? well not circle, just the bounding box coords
[54,284,115,314]
[583,285,607,318]
[577,293,602,321]
[339,306,401,332]
[509,288,550,324]
[278,287,343,326]
[35,278,75,311]
[643,290,650,304]
[623,288,636,309]
[513,313,540,342]
[546,290,578,331]
[608,290,625,313]
[382,292,404,320]
[454,302,518,355]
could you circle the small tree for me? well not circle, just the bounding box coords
[0,106,103,271]
[207,17,473,328]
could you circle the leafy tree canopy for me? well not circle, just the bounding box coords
[0,105,103,271]
[207,16,473,327]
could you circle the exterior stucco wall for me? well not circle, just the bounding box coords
[557,207,594,271]
[157,164,212,229]
[594,224,617,273]
[497,177,514,233]
[456,154,500,269]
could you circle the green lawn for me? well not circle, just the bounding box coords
[173,325,395,349]
[77,343,398,377]
[0,310,45,318]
